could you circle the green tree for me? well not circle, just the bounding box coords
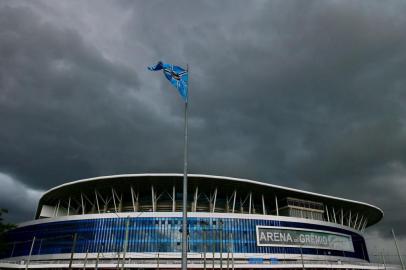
[0,209,15,254]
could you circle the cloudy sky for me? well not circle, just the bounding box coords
[1,0,406,262]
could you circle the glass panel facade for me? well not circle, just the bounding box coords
[0,217,369,261]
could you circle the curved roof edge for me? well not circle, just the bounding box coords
[40,173,384,225]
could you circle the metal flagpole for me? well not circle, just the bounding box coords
[181,64,189,270]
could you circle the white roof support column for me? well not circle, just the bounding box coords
[111,188,117,213]
[111,188,122,212]
[80,192,85,215]
[275,195,279,216]
[332,207,337,223]
[151,185,156,212]
[54,200,60,217]
[262,194,266,215]
[94,190,100,214]
[325,205,330,222]
[118,194,123,212]
[130,186,136,212]
[212,188,218,213]
[82,193,96,213]
[232,190,236,214]
[172,185,176,212]
[193,186,199,212]
[348,210,352,227]
[353,213,359,229]
[341,208,344,225]
[248,192,252,214]
[362,218,368,232]
[95,190,108,213]
[357,215,364,231]
[225,192,235,213]
[67,196,71,216]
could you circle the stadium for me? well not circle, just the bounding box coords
[0,173,386,269]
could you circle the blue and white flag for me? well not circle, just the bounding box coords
[148,61,188,102]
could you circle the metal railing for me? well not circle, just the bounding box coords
[0,257,402,269]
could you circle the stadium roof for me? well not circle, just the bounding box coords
[38,173,383,227]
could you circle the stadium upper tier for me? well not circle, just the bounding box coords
[35,174,383,231]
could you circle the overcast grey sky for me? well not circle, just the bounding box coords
[0,0,406,262]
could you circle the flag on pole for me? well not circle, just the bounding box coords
[148,61,188,102]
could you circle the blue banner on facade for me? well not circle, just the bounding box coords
[270,258,279,264]
[248,258,264,264]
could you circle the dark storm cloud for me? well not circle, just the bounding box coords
[0,4,185,191]
[120,0,406,237]
[1,0,406,247]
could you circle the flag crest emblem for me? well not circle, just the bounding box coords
[148,61,188,102]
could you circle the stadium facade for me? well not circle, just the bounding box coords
[0,173,387,269]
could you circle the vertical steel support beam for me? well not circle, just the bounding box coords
[332,207,337,223]
[118,194,123,212]
[55,200,60,217]
[151,185,156,212]
[353,213,359,229]
[94,191,100,214]
[112,188,117,213]
[193,186,198,212]
[248,192,252,214]
[67,196,71,216]
[57,200,61,216]
[357,216,364,231]
[361,218,367,232]
[81,193,85,215]
[232,190,236,214]
[262,194,266,215]
[225,195,230,213]
[325,205,330,222]
[172,185,176,212]
[94,190,107,213]
[348,210,352,227]
[212,188,217,213]
[130,186,136,212]
[275,195,279,216]
[341,208,344,225]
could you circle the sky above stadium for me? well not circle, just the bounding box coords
[1,0,406,260]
